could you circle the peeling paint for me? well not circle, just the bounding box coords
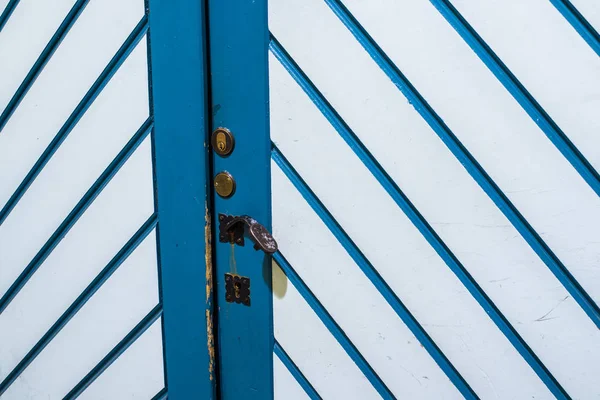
[205,203,215,381]
[206,309,215,381]
[205,204,213,303]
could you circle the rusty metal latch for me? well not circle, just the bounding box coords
[225,273,251,306]
[218,214,278,254]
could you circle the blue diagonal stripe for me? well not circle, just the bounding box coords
[0,214,157,396]
[274,340,322,400]
[151,387,167,400]
[321,0,600,333]
[0,14,148,227]
[0,0,19,33]
[0,118,152,314]
[270,34,570,399]
[0,0,90,133]
[549,0,600,57]
[272,251,396,399]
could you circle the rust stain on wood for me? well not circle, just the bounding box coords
[205,203,215,381]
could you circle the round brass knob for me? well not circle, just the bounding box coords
[214,171,236,198]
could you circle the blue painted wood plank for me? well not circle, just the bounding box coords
[549,0,600,57]
[147,0,215,398]
[151,387,168,400]
[0,0,19,33]
[207,0,273,399]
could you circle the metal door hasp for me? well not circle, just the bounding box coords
[218,214,278,254]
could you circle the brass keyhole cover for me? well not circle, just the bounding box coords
[211,127,235,156]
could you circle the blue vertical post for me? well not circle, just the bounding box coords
[148,0,216,399]
[208,0,273,398]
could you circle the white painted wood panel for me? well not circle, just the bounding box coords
[274,354,309,400]
[0,0,76,113]
[78,319,165,400]
[270,0,600,398]
[339,0,600,308]
[269,58,551,398]
[0,138,155,384]
[0,0,144,210]
[273,259,380,400]
[2,231,159,399]
[451,0,600,172]
[272,163,464,399]
[0,1,165,396]
[0,38,149,299]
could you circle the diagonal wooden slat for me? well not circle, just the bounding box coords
[150,387,167,400]
[0,0,19,33]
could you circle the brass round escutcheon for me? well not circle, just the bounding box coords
[214,171,236,198]
[211,127,235,156]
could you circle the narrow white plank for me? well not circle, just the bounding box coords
[0,0,76,112]
[78,319,164,400]
[0,38,149,299]
[2,231,159,399]
[273,262,380,400]
[449,0,600,172]
[0,137,155,383]
[0,0,145,209]
[274,353,310,400]
[570,0,600,32]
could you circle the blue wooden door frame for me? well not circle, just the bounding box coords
[148,0,216,398]
[150,0,272,399]
[208,0,274,399]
